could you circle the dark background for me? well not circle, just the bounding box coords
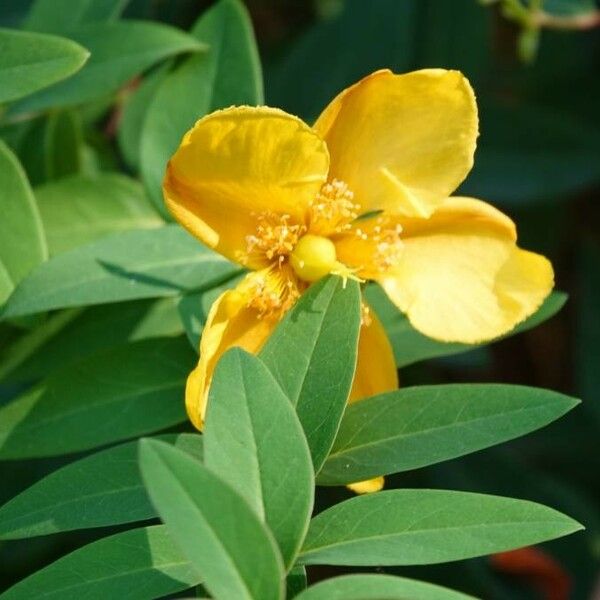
[1,1,599,598]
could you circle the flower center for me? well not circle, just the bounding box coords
[290,234,337,282]
[308,179,359,236]
[243,212,305,265]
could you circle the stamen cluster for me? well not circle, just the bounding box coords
[245,212,305,264]
[309,179,360,236]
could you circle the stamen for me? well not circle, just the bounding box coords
[242,212,305,265]
[309,179,360,236]
[360,302,372,327]
[243,268,302,319]
[330,262,365,288]
[354,216,403,273]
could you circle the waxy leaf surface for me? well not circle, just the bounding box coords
[260,276,361,471]
[300,489,583,566]
[205,348,314,568]
[140,439,284,600]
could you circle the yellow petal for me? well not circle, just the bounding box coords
[314,69,478,218]
[347,476,385,494]
[379,197,554,343]
[185,273,278,429]
[349,305,398,402]
[164,106,329,268]
[333,214,404,280]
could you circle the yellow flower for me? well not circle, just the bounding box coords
[164,69,554,431]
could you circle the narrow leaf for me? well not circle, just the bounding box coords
[205,348,314,568]
[1,298,182,383]
[259,276,361,471]
[42,110,84,180]
[0,28,88,104]
[0,434,202,539]
[300,489,583,566]
[9,21,205,114]
[319,384,579,485]
[1,225,238,318]
[24,0,128,34]
[294,574,475,600]
[0,525,200,600]
[140,439,284,600]
[0,337,194,459]
[0,141,47,306]
[35,173,162,255]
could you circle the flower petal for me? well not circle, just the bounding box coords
[347,476,385,494]
[379,197,554,343]
[314,69,478,218]
[349,305,398,402]
[185,274,279,429]
[165,106,329,268]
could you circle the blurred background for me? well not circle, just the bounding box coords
[1,0,599,598]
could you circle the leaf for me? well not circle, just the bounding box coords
[141,0,263,214]
[318,384,579,485]
[0,337,194,459]
[286,566,307,598]
[294,574,475,600]
[117,62,172,170]
[1,225,239,318]
[0,28,88,104]
[365,285,568,368]
[139,439,284,600]
[0,525,200,600]
[260,276,361,471]
[9,21,205,114]
[204,349,314,568]
[24,0,129,34]
[35,173,162,255]
[0,141,47,306]
[0,433,202,539]
[299,489,583,566]
[0,298,182,383]
[42,110,84,180]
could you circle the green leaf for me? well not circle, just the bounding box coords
[0,433,202,539]
[141,0,263,214]
[35,173,162,255]
[260,276,361,471]
[319,384,579,485]
[205,349,314,568]
[139,439,284,600]
[42,110,84,180]
[0,337,194,459]
[0,141,47,306]
[0,28,88,104]
[0,298,182,383]
[366,285,568,368]
[9,21,205,114]
[286,566,307,598]
[294,574,475,600]
[299,489,583,566]
[117,62,172,170]
[0,525,200,600]
[1,225,239,318]
[24,0,129,34]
